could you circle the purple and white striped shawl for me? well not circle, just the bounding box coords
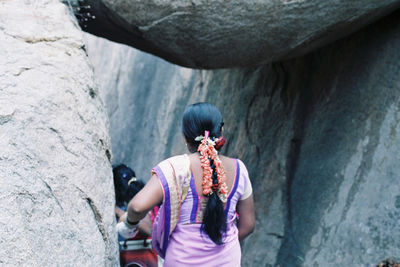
[151,154,191,258]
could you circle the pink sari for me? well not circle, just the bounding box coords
[152,155,247,266]
[163,219,240,266]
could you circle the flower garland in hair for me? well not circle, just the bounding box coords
[195,131,228,203]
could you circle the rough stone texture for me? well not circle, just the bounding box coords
[84,35,196,177]
[285,16,400,266]
[0,1,118,266]
[76,0,400,69]
[85,9,400,266]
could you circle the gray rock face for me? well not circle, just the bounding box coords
[0,1,118,266]
[286,16,400,265]
[85,10,400,266]
[77,0,400,68]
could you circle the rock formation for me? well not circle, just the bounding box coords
[0,1,118,266]
[3,0,400,266]
[77,0,400,68]
[85,8,400,267]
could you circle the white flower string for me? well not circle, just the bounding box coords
[196,131,228,203]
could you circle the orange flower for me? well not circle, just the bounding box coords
[196,133,228,202]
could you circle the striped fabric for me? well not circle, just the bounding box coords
[152,155,250,263]
[151,154,191,258]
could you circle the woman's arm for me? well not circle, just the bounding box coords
[126,174,163,223]
[137,213,153,237]
[236,194,255,242]
[115,206,125,220]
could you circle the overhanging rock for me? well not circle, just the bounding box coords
[73,0,400,68]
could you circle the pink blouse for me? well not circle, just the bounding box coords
[162,159,252,267]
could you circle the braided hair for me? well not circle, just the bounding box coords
[182,102,227,245]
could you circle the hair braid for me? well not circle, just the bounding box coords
[201,157,227,245]
[209,159,219,192]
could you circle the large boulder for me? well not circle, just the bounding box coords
[85,9,400,266]
[0,1,118,266]
[76,0,400,68]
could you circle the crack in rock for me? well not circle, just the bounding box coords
[74,185,111,260]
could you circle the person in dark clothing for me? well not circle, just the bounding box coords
[113,164,145,220]
[113,164,152,238]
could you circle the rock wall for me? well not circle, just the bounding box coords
[0,1,118,266]
[278,11,400,266]
[78,0,400,68]
[85,9,400,267]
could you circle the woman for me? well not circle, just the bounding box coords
[113,164,143,220]
[113,164,159,267]
[117,102,255,266]
[113,164,152,238]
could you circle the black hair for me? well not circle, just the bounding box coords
[112,164,145,207]
[182,102,224,153]
[182,102,226,244]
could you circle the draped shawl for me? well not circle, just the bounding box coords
[151,154,191,258]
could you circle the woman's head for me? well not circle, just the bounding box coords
[182,102,223,152]
[112,164,145,207]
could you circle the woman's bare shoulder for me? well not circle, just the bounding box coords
[219,155,237,169]
[219,154,236,162]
